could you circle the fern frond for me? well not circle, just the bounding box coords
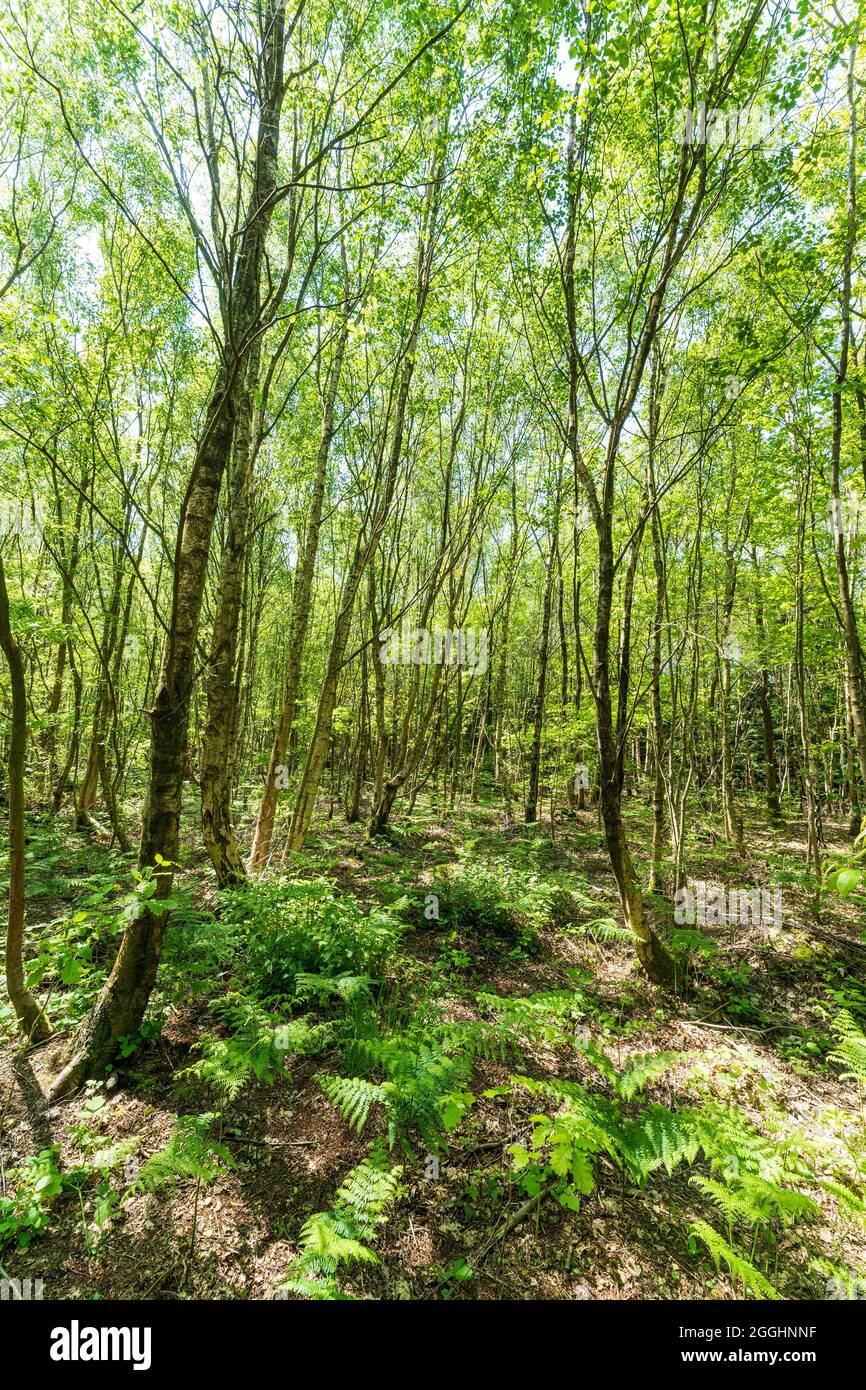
[279,1147,402,1300]
[477,990,583,1050]
[437,1017,514,1063]
[689,1103,777,1179]
[279,1274,352,1300]
[334,1151,403,1238]
[615,1051,685,1101]
[622,1105,699,1181]
[584,918,636,944]
[689,1218,780,1299]
[691,1175,761,1227]
[297,1213,379,1272]
[330,1035,471,1150]
[817,1177,866,1218]
[318,1074,384,1133]
[830,1010,866,1085]
[128,1114,233,1196]
[294,972,372,1006]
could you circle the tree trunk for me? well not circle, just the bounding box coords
[0,555,51,1043]
[830,38,866,797]
[47,1,288,1099]
[751,544,781,822]
[248,323,348,870]
[288,143,443,852]
[526,527,557,822]
[200,340,261,888]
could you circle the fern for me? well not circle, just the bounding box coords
[688,1102,778,1179]
[622,1105,700,1182]
[670,927,719,957]
[334,1151,404,1237]
[321,1034,472,1151]
[437,1016,514,1063]
[127,1114,234,1196]
[296,1213,379,1271]
[294,972,372,1007]
[183,992,335,1099]
[318,1074,384,1134]
[689,1218,781,1299]
[584,918,636,945]
[508,1072,627,1208]
[817,1177,866,1218]
[692,1173,758,1226]
[614,1051,685,1101]
[830,1010,866,1086]
[477,989,585,1051]
[279,1273,352,1300]
[279,1146,402,1300]
[692,1172,819,1230]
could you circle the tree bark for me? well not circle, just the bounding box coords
[248,323,348,870]
[0,555,51,1043]
[47,1,288,1098]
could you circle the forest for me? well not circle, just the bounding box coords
[1,0,866,1315]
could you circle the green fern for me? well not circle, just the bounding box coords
[477,989,585,1052]
[816,1176,866,1218]
[318,1074,384,1134]
[294,972,372,1006]
[810,1255,866,1300]
[584,918,637,945]
[692,1172,820,1230]
[127,1114,234,1196]
[437,1016,514,1063]
[830,1010,866,1086]
[688,1102,778,1179]
[296,1213,379,1271]
[689,1218,781,1299]
[670,927,719,957]
[279,1146,402,1300]
[622,1105,700,1182]
[615,1051,685,1102]
[321,1034,472,1151]
[334,1151,404,1236]
[183,992,335,1099]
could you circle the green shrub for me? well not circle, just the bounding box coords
[0,1148,63,1252]
[431,861,558,942]
[220,878,403,1001]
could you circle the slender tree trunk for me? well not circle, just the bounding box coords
[248,323,348,869]
[795,487,822,879]
[830,38,866,797]
[0,555,51,1043]
[48,1,288,1098]
[648,467,666,889]
[594,528,676,984]
[200,340,261,887]
[751,544,781,822]
[526,528,557,823]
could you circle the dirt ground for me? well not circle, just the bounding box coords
[2,798,865,1301]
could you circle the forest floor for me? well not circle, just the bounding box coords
[2,794,865,1301]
